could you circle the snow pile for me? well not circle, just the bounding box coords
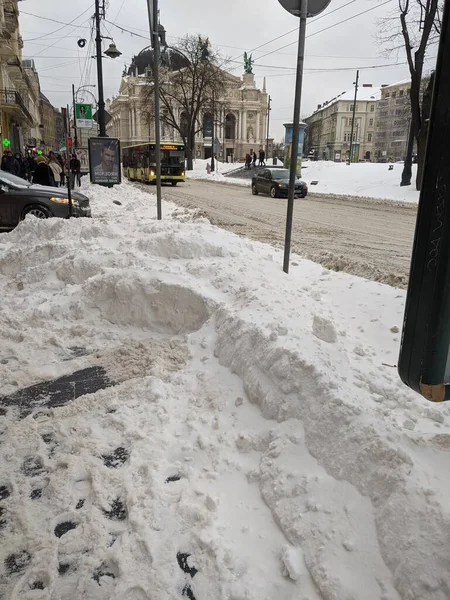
[0,179,449,599]
[188,158,421,203]
[299,161,419,203]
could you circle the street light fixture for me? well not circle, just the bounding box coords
[94,0,122,137]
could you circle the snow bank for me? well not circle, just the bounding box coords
[0,179,448,600]
[188,158,421,203]
[301,161,420,203]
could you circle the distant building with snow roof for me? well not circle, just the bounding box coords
[304,87,380,162]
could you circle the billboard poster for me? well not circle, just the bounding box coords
[75,148,89,173]
[88,137,121,186]
[75,103,93,129]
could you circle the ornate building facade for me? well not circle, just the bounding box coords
[106,48,272,161]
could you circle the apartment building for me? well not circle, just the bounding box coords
[374,80,411,162]
[305,88,380,162]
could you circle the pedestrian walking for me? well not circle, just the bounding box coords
[1,151,20,175]
[57,154,65,185]
[258,149,266,167]
[245,153,251,169]
[33,155,54,187]
[26,152,36,182]
[14,152,29,180]
[252,151,257,168]
[49,152,63,187]
[69,154,81,188]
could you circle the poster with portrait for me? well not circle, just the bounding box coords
[75,103,93,129]
[88,137,121,186]
[75,148,89,173]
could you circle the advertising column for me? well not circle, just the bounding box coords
[283,122,306,175]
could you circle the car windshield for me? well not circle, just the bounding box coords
[271,169,291,180]
[0,170,31,188]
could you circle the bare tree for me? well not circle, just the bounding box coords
[378,0,442,189]
[143,35,226,170]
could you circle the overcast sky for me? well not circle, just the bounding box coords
[20,0,438,141]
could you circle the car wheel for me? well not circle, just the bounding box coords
[171,181,178,186]
[270,186,278,199]
[251,184,258,195]
[22,205,51,220]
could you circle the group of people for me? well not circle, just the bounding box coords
[1,151,82,188]
[245,148,266,169]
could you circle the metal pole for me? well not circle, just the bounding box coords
[266,95,271,160]
[72,84,79,148]
[283,0,307,274]
[66,103,73,218]
[150,0,162,220]
[348,69,359,164]
[211,91,215,172]
[95,0,106,137]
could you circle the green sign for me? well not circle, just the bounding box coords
[37,149,43,155]
[2,138,11,147]
[75,103,93,128]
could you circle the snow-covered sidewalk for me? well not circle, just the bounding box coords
[0,180,448,599]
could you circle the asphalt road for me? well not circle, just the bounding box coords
[159,179,418,286]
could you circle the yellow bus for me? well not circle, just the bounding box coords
[122,142,185,186]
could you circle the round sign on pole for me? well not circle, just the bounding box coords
[278,0,331,17]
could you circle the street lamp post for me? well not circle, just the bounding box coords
[94,0,121,137]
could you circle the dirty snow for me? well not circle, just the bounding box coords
[0,179,449,600]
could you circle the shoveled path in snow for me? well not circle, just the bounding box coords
[159,179,417,287]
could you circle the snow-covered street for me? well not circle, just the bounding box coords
[1,180,449,600]
[162,178,417,286]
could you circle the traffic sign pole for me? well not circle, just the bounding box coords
[283,0,308,274]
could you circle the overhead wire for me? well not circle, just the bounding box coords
[21,5,93,42]
[256,0,394,61]
[228,0,360,62]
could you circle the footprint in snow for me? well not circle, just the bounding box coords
[102,446,130,468]
[73,475,93,511]
[122,587,151,600]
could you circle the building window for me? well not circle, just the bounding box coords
[399,90,404,97]
[392,131,402,137]
[225,113,236,139]
[369,118,374,127]
[385,93,390,98]
[368,133,372,142]
[370,104,375,112]
[180,111,188,139]
[203,112,213,137]
[349,104,354,112]
[392,91,397,98]
[347,118,353,126]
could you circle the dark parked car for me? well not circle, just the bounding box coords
[0,170,91,231]
[252,168,308,198]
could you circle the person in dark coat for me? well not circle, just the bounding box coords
[69,154,81,188]
[252,151,257,168]
[27,153,36,182]
[259,149,266,167]
[33,156,54,186]
[1,151,20,175]
[15,152,28,180]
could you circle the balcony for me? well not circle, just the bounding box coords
[0,88,33,124]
